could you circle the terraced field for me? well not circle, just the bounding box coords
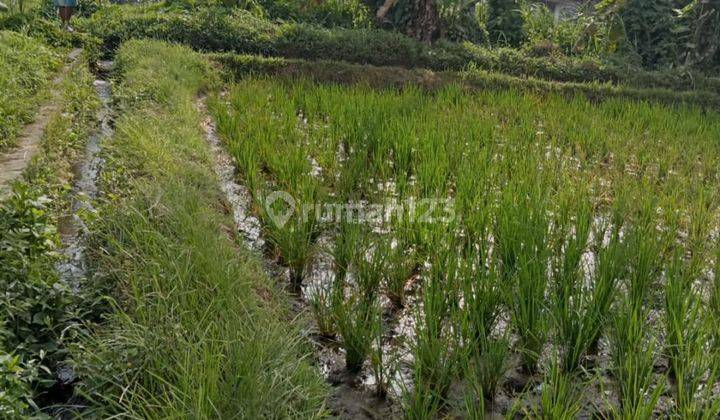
[3,1,720,418]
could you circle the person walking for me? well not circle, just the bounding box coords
[55,0,78,31]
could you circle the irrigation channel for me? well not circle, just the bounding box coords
[51,61,115,411]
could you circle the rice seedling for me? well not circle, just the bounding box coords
[527,359,583,419]
[260,177,323,287]
[663,247,720,418]
[383,235,417,309]
[579,207,628,357]
[713,245,720,349]
[457,248,508,404]
[550,192,592,346]
[464,334,510,404]
[308,281,337,339]
[547,191,628,372]
[462,380,486,420]
[497,177,550,372]
[407,244,460,412]
[369,304,393,399]
[354,233,389,305]
[331,218,363,284]
[209,75,720,416]
[334,291,378,373]
[609,200,666,419]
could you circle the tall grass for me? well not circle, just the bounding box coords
[73,41,327,418]
[0,31,60,150]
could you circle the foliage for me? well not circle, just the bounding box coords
[259,0,372,28]
[677,0,720,69]
[80,4,720,92]
[0,51,105,413]
[522,2,615,57]
[0,186,69,365]
[598,0,678,68]
[486,0,525,47]
[438,0,487,43]
[0,351,36,418]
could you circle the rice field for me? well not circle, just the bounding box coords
[209,79,720,417]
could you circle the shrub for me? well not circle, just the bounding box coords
[79,4,720,93]
[0,186,70,366]
[0,351,35,418]
[487,0,525,47]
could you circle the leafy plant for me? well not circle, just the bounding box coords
[486,0,525,47]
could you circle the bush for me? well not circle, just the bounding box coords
[0,351,35,418]
[79,4,720,92]
[0,186,71,366]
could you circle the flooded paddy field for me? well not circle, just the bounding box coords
[208,78,720,418]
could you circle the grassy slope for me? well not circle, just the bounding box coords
[72,40,327,418]
[0,30,61,150]
[211,53,720,109]
[0,53,100,416]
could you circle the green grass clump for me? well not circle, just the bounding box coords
[0,30,60,150]
[72,40,327,418]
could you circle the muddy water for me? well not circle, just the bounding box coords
[57,79,113,292]
[197,98,264,251]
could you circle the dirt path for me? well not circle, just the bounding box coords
[0,48,82,198]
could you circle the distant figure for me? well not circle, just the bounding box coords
[55,0,78,31]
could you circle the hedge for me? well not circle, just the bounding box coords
[78,4,720,94]
[210,53,720,110]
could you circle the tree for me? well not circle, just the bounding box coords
[374,0,441,43]
[487,0,525,47]
[598,0,678,68]
[407,0,441,42]
[678,0,720,68]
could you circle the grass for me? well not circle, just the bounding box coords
[0,30,60,150]
[71,40,328,418]
[209,71,720,416]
